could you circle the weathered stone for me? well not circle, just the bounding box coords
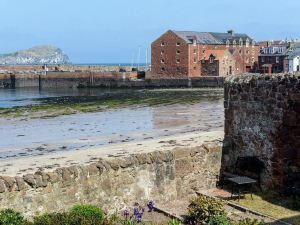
[119,157,135,168]
[0,180,6,193]
[34,172,49,187]
[107,159,120,170]
[0,139,221,217]
[135,153,151,164]
[86,164,99,176]
[1,176,16,191]
[223,73,300,190]
[15,177,26,191]
[47,172,60,184]
[68,166,79,178]
[23,174,36,187]
[34,174,44,188]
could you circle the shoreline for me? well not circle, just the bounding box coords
[0,130,223,177]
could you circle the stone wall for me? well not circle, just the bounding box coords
[0,142,222,217]
[0,73,224,88]
[222,73,300,189]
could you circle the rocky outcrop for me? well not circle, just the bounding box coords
[0,45,70,65]
[0,141,222,217]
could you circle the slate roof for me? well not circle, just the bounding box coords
[173,31,254,44]
[287,49,300,60]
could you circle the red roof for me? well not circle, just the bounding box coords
[203,49,228,60]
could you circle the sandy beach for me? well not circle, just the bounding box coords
[0,130,223,176]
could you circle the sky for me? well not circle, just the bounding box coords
[0,0,299,64]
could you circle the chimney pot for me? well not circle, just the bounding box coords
[227,30,234,36]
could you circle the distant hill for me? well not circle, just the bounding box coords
[0,45,70,65]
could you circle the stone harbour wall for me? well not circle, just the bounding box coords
[0,142,222,217]
[222,73,300,189]
[0,72,224,88]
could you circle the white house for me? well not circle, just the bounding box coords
[288,50,300,73]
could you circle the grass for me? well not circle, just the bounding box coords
[230,193,300,225]
[0,88,223,119]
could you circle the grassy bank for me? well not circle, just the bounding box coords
[0,88,223,119]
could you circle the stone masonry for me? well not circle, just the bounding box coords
[0,141,222,217]
[222,73,300,190]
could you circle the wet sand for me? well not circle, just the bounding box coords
[0,130,223,176]
[0,99,224,176]
[0,100,223,159]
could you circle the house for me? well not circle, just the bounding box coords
[151,30,259,78]
[201,49,235,76]
[287,48,300,73]
[258,40,299,74]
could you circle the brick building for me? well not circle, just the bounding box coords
[151,30,259,78]
[201,49,235,76]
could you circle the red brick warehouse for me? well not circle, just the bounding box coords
[151,30,259,78]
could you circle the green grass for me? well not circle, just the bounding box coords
[230,193,300,225]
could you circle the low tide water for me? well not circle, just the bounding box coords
[0,88,224,160]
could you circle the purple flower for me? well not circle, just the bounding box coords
[148,200,154,212]
[133,207,139,216]
[136,213,143,223]
[123,208,129,219]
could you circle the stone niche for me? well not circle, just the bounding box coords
[222,73,300,190]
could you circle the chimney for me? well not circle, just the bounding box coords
[227,30,234,36]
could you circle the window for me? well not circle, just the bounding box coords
[176,42,181,46]
[239,38,243,47]
[194,66,197,70]
[161,59,165,63]
[233,40,237,47]
[176,67,180,72]
[176,50,180,54]
[176,58,180,63]
[252,57,255,63]
[276,57,279,63]
[252,40,256,48]
[203,50,206,53]
[193,49,197,54]
[161,67,165,71]
[239,50,242,54]
[161,50,164,55]
[161,42,165,47]
[246,38,250,48]
[194,58,197,63]
[261,57,265,63]
[246,50,249,54]
[226,40,230,47]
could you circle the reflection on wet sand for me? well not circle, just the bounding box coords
[0,100,223,160]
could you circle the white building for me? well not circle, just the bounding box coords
[288,49,300,73]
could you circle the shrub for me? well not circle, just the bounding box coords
[208,215,231,225]
[31,212,72,225]
[187,195,225,224]
[235,218,265,225]
[70,204,104,225]
[0,209,27,225]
